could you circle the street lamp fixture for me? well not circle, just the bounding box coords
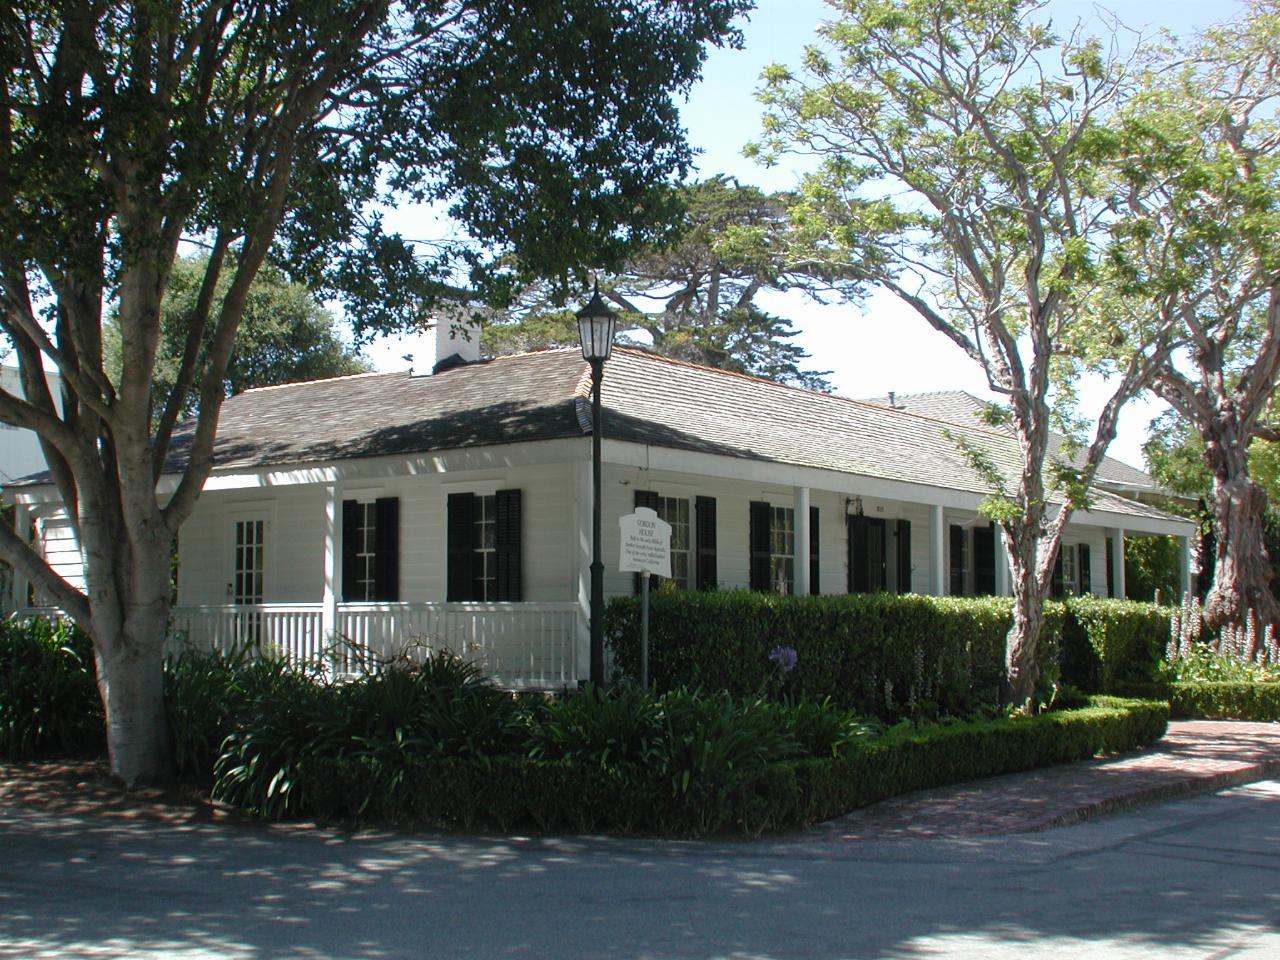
[577,283,617,687]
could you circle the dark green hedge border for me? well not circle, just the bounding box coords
[606,592,1064,719]
[286,697,1168,837]
[1169,683,1280,721]
[1058,597,1172,694]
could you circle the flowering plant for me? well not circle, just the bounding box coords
[768,645,798,674]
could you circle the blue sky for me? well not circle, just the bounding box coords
[372,0,1245,470]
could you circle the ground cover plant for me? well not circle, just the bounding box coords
[161,644,1166,837]
[0,617,102,760]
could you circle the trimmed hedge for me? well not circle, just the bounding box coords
[606,592,1064,718]
[273,696,1167,836]
[1058,598,1172,694]
[1165,682,1280,721]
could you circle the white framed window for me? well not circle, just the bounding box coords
[474,493,498,601]
[770,506,795,596]
[655,495,691,589]
[353,501,377,601]
[1060,543,1079,596]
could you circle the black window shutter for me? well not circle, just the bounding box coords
[973,523,996,596]
[341,499,360,602]
[695,495,717,591]
[749,501,772,591]
[847,515,868,593]
[896,519,912,594]
[495,489,522,601]
[447,493,476,602]
[1079,542,1092,595]
[949,524,965,595]
[634,490,660,593]
[1051,547,1065,598]
[809,506,820,595]
[373,497,400,601]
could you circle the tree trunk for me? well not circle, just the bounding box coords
[94,610,173,787]
[1202,422,1280,632]
[1004,536,1045,710]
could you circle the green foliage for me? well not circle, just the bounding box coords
[1159,644,1280,685]
[485,177,831,390]
[604,591,1064,718]
[213,685,1167,836]
[106,257,370,420]
[1123,535,1182,603]
[1058,597,1173,694]
[164,642,1165,834]
[1165,682,1280,722]
[0,618,103,760]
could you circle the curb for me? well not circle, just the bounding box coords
[1038,758,1280,832]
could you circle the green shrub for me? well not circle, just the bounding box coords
[1165,682,1280,721]
[1059,597,1172,694]
[605,591,1062,718]
[206,652,529,818]
[0,617,103,760]
[274,689,1165,837]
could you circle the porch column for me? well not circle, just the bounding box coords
[10,502,29,611]
[793,486,810,595]
[322,482,340,638]
[574,459,592,682]
[995,525,1010,596]
[1109,528,1126,600]
[929,504,945,596]
[1177,534,1191,601]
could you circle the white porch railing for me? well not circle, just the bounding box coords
[167,601,580,691]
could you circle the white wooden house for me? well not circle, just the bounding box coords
[5,340,1194,688]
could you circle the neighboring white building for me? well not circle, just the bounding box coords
[4,342,1194,686]
[0,365,61,485]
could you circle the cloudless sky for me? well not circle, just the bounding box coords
[370,0,1245,471]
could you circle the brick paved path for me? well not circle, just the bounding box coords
[801,720,1280,842]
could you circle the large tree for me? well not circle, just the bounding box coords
[485,177,832,389]
[0,0,748,784]
[1110,1,1280,632]
[106,255,371,420]
[753,0,1172,706]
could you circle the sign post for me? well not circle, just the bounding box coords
[618,506,671,690]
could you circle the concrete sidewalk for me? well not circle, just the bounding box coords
[801,719,1280,842]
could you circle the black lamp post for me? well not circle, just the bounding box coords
[577,283,617,686]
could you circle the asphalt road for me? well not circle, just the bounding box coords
[2,782,1278,960]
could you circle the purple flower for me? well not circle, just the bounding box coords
[768,645,798,674]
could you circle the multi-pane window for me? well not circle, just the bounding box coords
[655,496,691,589]
[770,506,795,596]
[474,494,498,601]
[352,502,378,601]
[233,519,265,605]
[1060,543,1079,596]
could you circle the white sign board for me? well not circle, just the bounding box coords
[618,507,672,578]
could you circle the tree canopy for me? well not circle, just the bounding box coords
[484,177,831,390]
[106,255,370,420]
[0,0,750,784]
[1110,0,1280,629]
[752,0,1173,705]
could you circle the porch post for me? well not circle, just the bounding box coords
[322,482,340,638]
[793,486,810,596]
[995,525,1010,596]
[1109,528,1126,600]
[1177,534,1191,601]
[929,504,945,596]
[574,459,592,682]
[10,502,29,611]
